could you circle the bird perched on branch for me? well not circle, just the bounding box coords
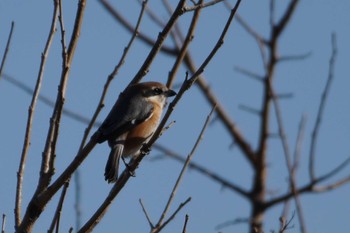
[92,82,176,183]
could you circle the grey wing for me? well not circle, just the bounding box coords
[95,94,154,143]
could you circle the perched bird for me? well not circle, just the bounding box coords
[92,82,176,183]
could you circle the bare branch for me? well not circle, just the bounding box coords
[15,0,59,229]
[153,197,191,233]
[139,199,154,229]
[0,21,15,79]
[216,217,249,230]
[271,85,307,233]
[273,0,300,38]
[184,0,224,12]
[48,182,69,233]
[18,1,88,231]
[182,214,189,233]
[278,52,312,63]
[166,0,202,88]
[309,33,337,181]
[234,66,264,82]
[279,212,295,233]
[312,175,350,192]
[239,104,261,116]
[265,156,350,208]
[1,214,6,233]
[292,115,307,174]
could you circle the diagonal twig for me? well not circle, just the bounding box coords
[0,21,15,79]
[153,106,216,232]
[139,199,155,229]
[182,214,189,233]
[153,144,250,198]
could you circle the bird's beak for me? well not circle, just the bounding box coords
[165,89,176,97]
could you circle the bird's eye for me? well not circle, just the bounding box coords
[153,88,163,95]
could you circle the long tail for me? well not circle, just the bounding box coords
[104,145,123,183]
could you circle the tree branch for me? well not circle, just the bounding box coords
[309,33,337,181]
[0,21,15,79]
[15,1,59,229]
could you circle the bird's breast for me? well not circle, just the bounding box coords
[123,107,162,157]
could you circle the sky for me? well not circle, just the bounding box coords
[1,0,350,233]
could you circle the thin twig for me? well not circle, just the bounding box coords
[234,66,264,82]
[37,0,69,194]
[184,0,225,12]
[278,52,312,63]
[139,199,154,229]
[271,85,307,233]
[0,21,15,79]
[265,156,350,208]
[216,217,250,230]
[281,115,307,220]
[48,182,69,233]
[182,214,189,233]
[166,0,203,88]
[154,106,216,231]
[279,212,295,233]
[309,33,337,181]
[1,214,6,233]
[15,0,59,229]
[154,197,191,233]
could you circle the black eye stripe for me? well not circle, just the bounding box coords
[153,88,163,95]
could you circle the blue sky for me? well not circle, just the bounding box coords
[1,1,349,233]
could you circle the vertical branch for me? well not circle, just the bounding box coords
[1,214,6,233]
[0,21,15,79]
[251,1,300,232]
[271,89,307,233]
[18,1,87,232]
[15,1,58,229]
[309,33,337,181]
[38,0,68,192]
[181,215,189,233]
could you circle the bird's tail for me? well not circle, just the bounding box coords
[104,145,123,183]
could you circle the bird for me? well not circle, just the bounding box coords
[92,82,176,183]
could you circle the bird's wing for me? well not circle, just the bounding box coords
[96,94,154,143]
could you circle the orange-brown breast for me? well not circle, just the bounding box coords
[123,103,162,157]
